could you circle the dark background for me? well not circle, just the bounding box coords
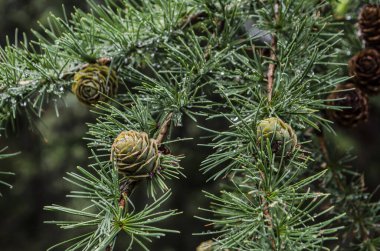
[0,1,379,250]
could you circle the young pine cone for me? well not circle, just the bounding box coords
[348,48,380,94]
[256,117,297,155]
[358,4,380,49]
[72,64,118,105]
[327,83,368,127]
[111,130,160,180]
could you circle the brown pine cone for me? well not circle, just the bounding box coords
[358,4,380,49]
[348,48,380,94]
[327,83,368,127]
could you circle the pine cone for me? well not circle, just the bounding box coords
[348,48,380,94]
[111,130,160,180]
[327,83,368,127]
[256,117,297,155]
[72,64,118,105]
[358,4,380,49]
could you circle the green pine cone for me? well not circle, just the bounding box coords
[72,64,118,105]
[111,130,160,180]
[256,117,297,155]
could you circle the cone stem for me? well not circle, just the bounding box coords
[106,179,138,251]
[156,112,174,145]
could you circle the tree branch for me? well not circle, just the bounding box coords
[106,113,174,251]
[156,112,174,145]
[106,113,173,251]
[118,179,138,209]
[257,3,281,249]
[267,37,277,103]
[267,2,280,103]
[106,179,138,251]
[259,171,276,250]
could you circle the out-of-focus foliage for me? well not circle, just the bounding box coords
[0,0,89,44]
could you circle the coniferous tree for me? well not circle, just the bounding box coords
[0,0,379,250]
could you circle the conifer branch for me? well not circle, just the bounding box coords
[259,170,276,250]
[118,179,138,210]
[262,3,281,245]
[267,38,277,103]
[267,2,280,103]
[105,110,176,251]
[156,112,174,145]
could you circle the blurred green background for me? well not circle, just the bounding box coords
[0,1,379,250]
